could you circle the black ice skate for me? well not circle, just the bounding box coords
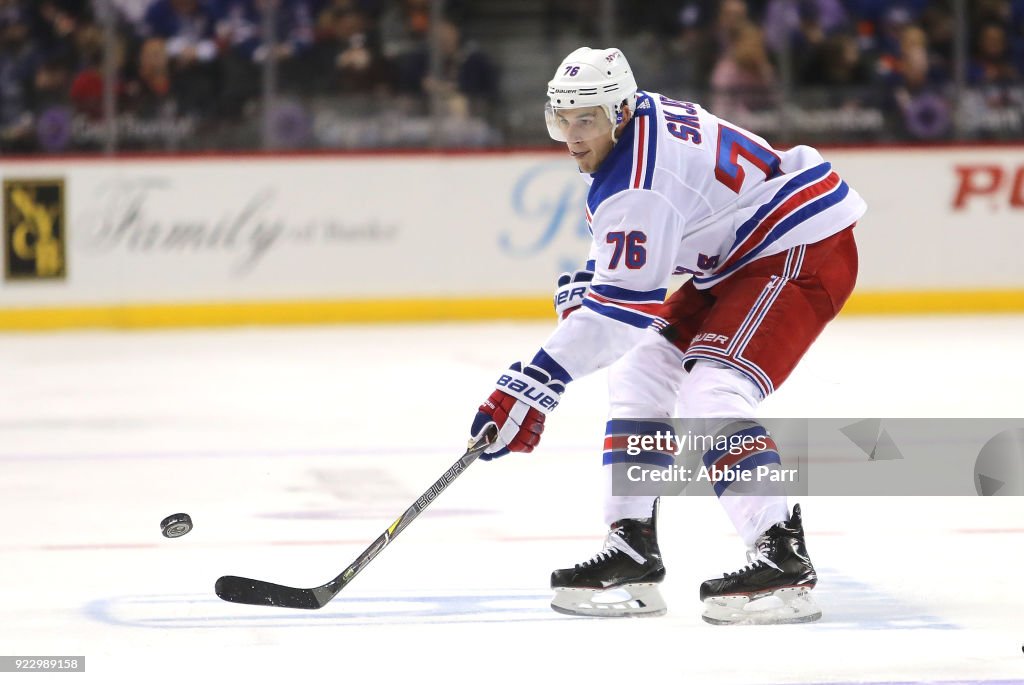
[700,504,821,625]
[550,500,666,617]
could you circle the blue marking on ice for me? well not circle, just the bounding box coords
[772,681,1024,685]
[84,591,596,629]
[809,567,959,631]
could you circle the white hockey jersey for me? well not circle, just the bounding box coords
[530,91,867,386]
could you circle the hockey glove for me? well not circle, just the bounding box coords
[470,362,566,460]
[553,268,594,320]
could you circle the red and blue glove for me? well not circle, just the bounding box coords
[553,267,594,320]
[470,362,566,460]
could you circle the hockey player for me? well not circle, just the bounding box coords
[469,47,865,624]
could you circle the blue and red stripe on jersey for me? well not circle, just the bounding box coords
[693,162,850,286]
[630,112,657,191]
[585,92,659,218]
[591,283,667,305]
[583,283,669,330]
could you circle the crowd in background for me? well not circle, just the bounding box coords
[620,0,1024,137]
[1,0,501,149]
[2,0,1023,151]
[623,0,1022,89]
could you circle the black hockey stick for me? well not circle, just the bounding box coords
[214,424,498,609]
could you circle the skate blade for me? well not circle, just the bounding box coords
[551,584,667,618]
[701,587,821,625]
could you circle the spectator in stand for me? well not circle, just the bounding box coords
[67,19,122,119]
[316,0,383,40]
[141,0,219,114]
[33,53,73,112]
[761,0,848,55]
[0,1,36,150]
[710,21,777,117]
[970,0,1015,26]
[961,16,1024,138]
[217,0,314,65]
[216,0,316,112]
[877,17,947,85]
[800,31,871,89]
[110,0,152,32]
[377,0,428,74]
[918,1,955,76]
[878,5,915,59]
[969,22,1019,85]
[396,16,498,119]
[123,36,177,117]
[963,0,1024,83]
[30,1,89,58]
[715,0,750,49]
[1015,2,1024,75]
[844,0,928,27]
[884,25,952,139]
[423,18,498,117]
[312,4,391,95]
[143,0,218,60]
[663,1,718,90]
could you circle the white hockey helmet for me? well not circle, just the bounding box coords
[545,47,638,143]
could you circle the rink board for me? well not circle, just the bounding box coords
[1,145,1023,328]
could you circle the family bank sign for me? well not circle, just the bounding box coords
[2,147,1022,326]
[0,154,590,313]
[499,160,591,270]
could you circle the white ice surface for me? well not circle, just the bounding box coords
[0,316,1022,685]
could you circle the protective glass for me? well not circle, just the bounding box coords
[544,102,614,143]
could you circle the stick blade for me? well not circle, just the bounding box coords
[215,575,325,610]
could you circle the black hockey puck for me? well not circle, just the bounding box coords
[161,513,193,538]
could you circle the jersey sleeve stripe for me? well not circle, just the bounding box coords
[642,108,658,190]
[732,162,831,246]
[590,283,668,304]
[582,298,662,328]
[587,102,652,212]
[631,116,647,189]
[715,179,849,279]
[586,291,666,315]
[529,348,574,384]
[693,172,847,288]
[717,170,841,272]
[763,180,849,247]
[630,113,659,191]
